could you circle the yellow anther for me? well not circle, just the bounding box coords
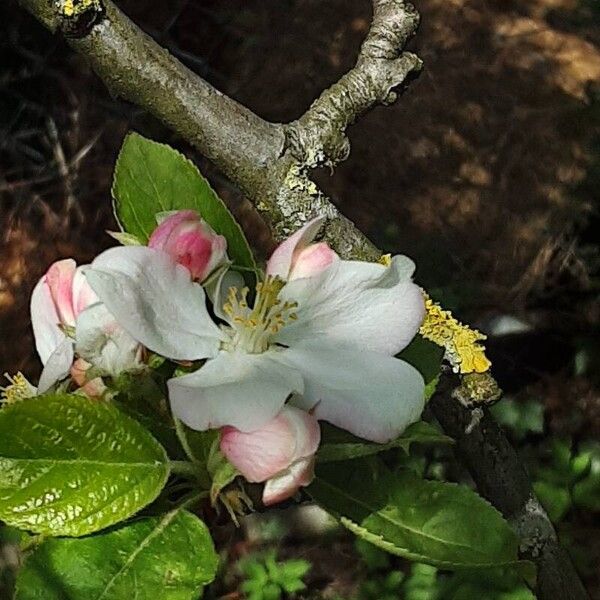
[1,372,36,404]
[419,292,491,374]
[220,275,295,354]
[378,254,392,267]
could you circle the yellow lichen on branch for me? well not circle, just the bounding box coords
[419,292,491,374]
[56,0,100,18]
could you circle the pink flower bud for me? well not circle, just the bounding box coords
[267,216,337,281]
[31,260,98,360]
[31,259,98,374]
[148,210,228,282]
[220,405,320,505]
[41,259,98,328]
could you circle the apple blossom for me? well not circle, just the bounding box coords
[148,210,228,282]
[221,405,320,505]
[30,258,141,392]
[85,217,426,444]
[267,217,337,281]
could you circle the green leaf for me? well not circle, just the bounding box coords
[112,132,256,270]
[572,443,600,512]
[0,394,170,536]
[15,509,218,600]
[106,231,143,246]
[402,563,438,600]
[113,373,183,460]
[491,399,544,440]
[208,448,239,505]
[439,566,536,600]
[309,462,522,569]
[398,335,443,401]
[317,421,453,463]
[533,480,571,523]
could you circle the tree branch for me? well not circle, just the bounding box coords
[286,0,422,166]
[430,373,589,600]
[17,0,285,194]
[14,0,589,596]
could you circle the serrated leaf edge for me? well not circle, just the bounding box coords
[310,475,522,569]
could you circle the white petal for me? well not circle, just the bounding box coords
[30,278,64,365]
[71,266,98,317]
[276,255,425,356]
[38,338,74,393]
[168,350,304,432]
[86,246,222,361]
[266,216,325,279]
[262,456,315,506]
[204,265,244,323]
[279,342,425,443]
[75,303,141,377]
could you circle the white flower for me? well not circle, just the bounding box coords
[85,218,426,443]
[30,258,142,392]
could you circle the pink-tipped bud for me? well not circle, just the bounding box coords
[39,259,98,329]
[220,405,320,506]
[289,242,337,280]
[267,217,337,281]
[148,210,228,282]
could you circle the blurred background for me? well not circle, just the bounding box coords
[1,0,599,598]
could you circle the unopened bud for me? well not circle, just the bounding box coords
[267,216,337,281]
[148,210,228,282]
[221,405,320,506]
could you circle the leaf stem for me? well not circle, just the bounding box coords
[173,415,198,464]
[178,490,209,510]
[170,460,199,478]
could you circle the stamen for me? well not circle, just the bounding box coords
[221,276,297,353]
[1,372,36,404]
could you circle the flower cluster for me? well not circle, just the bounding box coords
[22,211,426,505]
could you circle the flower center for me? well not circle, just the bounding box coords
[221,276,298,354]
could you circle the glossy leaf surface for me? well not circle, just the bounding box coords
[0,394,169,536]
[15,509,218,599]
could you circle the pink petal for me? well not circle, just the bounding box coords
[30,277,64,364]
[289,242,338,281]
[70,358,106,398]
[266,217,326,279]
[45,259,77,327]
[220,405,320,483]
[70,357,91,387]
[148,211,228,281]
[148,210,198,249]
